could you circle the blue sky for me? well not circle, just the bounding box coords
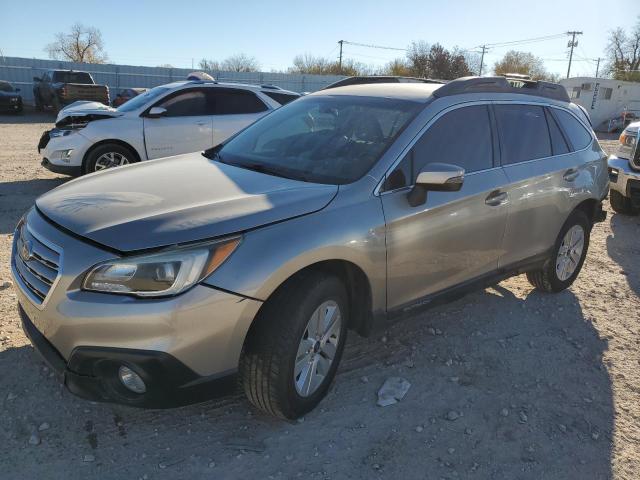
[1,0,638,77]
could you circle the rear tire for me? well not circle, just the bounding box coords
[526,210,590,293]
[52,97,61,114]
[240,272,348,419]
[84,143,138,174]
[610,190,636,215]
[34,94,43,112]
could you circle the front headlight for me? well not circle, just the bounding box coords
[49,128,74,138]
[83,237,240,297]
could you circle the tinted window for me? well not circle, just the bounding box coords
[52,71,93,84]
[495,104,551,164]
[263,91,300,106]
[0,81,13,92]
[545,108,570,155]
[158,90,208,117]
[383,105,493,191]
[209,89,268,114]
[553,109,592,151]
[216,95,421,184]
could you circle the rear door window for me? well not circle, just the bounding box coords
[552,109,592,151]
[544,108,570,155]
[494,104,551,164]
[263,91,300,106]
[208,89,268,115]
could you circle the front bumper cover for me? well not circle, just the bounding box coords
[20,305,238,408]
[608,156,640,206]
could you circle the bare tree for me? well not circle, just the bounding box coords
[45,23,107,63]
[199,59,221,71]
[221,54,260,72]
[493,50,548,80]
[381,58,413,76]
[606,17,640,82]
[199,54,259,73]
[288,54,368,76]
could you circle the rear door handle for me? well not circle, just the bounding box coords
[196,121,208,126]
[485,190,508,206]
[563,168,579,182]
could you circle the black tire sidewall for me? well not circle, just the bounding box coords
[85,144,137,174]
[276,276,349,418]
[547,211,590,291]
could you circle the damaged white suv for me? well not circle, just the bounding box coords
[38,81,300,175]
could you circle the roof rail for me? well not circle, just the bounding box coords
[432,76,570,103]
[261,84,283,90]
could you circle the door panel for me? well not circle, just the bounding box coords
[382,168,510,310]
[499,153,584,266]
[212,112,267,145]
[144,116,213,159]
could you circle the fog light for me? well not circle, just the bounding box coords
[118,365,146,394]
[60,149,73,162]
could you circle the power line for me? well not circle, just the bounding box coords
[342,40,407,52]
[481,33,567,49]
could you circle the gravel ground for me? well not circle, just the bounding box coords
[0,112,639,480]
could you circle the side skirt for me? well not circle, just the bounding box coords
[380,251,550,325]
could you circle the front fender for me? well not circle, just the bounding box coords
[203,193,387,315]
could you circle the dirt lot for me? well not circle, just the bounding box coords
[0,112,638,480]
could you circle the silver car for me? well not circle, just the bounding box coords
[12,77,608,419]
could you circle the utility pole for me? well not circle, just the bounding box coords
[595,57,601,77]
[478,45,487,76]
[338,40,344,73]
[566,31,583,79]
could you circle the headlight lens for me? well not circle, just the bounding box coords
[49,128,74,138]
[83,237,240,297]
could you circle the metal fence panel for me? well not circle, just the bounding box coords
[0,56,345,104]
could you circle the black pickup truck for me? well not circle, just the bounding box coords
[33,70,109,112]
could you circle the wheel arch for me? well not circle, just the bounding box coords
[572,197,601,226]
[82,139,142,173]
[245,259,375,344]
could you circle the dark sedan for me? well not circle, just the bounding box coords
[0,81,23,113]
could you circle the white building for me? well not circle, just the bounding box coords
[559,77,640,131]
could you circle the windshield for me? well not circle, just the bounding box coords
[215,95,422,184]
[52,71,93,84]
[117,86,170,112]
[0,82,14,92]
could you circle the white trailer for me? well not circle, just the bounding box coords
[560,77,640,131]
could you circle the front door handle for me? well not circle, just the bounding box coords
[563,168,579,182]
[485,190,508,206]
[196,121,208,126]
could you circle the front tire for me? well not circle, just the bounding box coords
[240,272,349,419]
[527,210,590,293]
[610,190,636,215]
[84,144,137,174]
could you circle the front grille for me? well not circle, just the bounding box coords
[13,222,61,305]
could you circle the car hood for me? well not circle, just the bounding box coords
[56,101,122,123]
[0,91,20,98]
[36,153,338,252]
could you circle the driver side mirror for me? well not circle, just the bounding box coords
[146,106,167,118]
[407,163,465,207]
[15,88,20,92]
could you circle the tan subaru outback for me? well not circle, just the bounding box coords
[12,76,608,419]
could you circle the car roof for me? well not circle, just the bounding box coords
[164,80,299,96]
[309,82,444,102]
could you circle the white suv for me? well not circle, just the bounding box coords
[37,81,300,175]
